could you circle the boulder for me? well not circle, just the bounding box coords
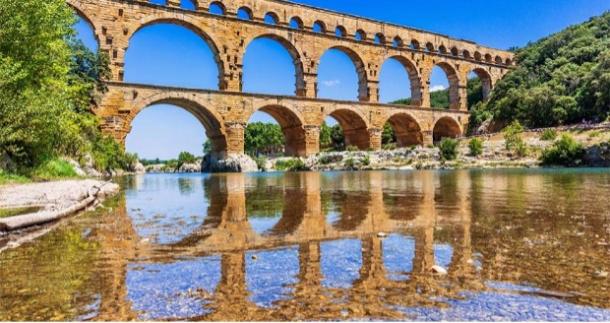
[131,160,146,174]
[178,162,202,173]
[202,154,258,173]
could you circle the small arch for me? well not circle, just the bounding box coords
[505,58,512,66]
[335,25,347,38]
[374,33,386,45]
[208,1,225,15]
[237,6,253,20]
[384,113,423,147]
[495,56,503,64]
[313,20,326,33]
[425,42,435,52]
[433,117,462,143]
[68,4,100,50]
[474,51,482,61]
[450,47,459,56]
[463,50,472,59]
[289,16,303,30]
[325,109,371,150]
[248,105,307,157]
[180,0,196,10]
[264,12,279,25]
[392,36,404,48]
[485,53,493,63]
[355,29,366,42]
[439,45,448,54]
[410,39,420,50]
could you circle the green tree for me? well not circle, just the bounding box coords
[244,122,285,156]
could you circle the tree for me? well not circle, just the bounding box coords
[178,151,197,165]
[244,122,284,156]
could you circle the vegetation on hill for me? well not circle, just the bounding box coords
[470,12,610,132]
[0,0,135,179]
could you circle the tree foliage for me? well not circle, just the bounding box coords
[244,122,285,156]
[470,12,610,131]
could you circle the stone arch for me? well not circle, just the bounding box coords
[248,105,307,157]
[384,112,424,147]
[463,50,472,59]
[129,94,228,156]
[495,55,503,64]
[313,20,326,33]
[67,2,101,47]
[432,116,462,143]
[474,51,482,61]
[243,34,306,96]
[335,25,347,38]
[431,62,461,109]
[374,33,386,45]
[450,47,459,56]
[237,6,253,20]
[324,108,371,150]
[382,55,422,106]
[126,15,225,89]
[439,45,448,54]
[319,46,369,101]
[208,1,226,15]
[289,16,304,29]
[264,11,280,25]
[485,53,493,63]
[505,58,513,66]
[425,42,435,52]
[355,29,367,41]
[410,39,421,50]
[469,67,493,101]
[393,36,404,48]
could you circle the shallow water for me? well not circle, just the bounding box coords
[0,169,609,321]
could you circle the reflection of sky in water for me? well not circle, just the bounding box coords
[125,174,209,244]
[321,239,362,289]
[249,217,281,235]
[434,243,454,269]
[126,256,221,320]
[246,247,299,307]
[383,234,415,281]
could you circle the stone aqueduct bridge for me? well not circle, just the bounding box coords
[71,0,514,157]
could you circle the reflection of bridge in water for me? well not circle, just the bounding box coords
[93,171,483,320]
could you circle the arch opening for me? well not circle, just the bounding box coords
[467,68,492,109]
[242,35,305,96]
[379,56,422,105]
[318,47,368,101]
[374,33,386,45]
[264,12,279,25]
[181,0,196,10]
[383,113,423,148]
[355,29,366,42]
[313,21,326,33]
[71,11,99,52]
[126,100,226,161]
[124,22,222,89]
[237,7,253,20]
[433,117,462,143]
[246,106,306,157]
[429,63,459,109]
[289,17,303,30]
[410,40,420,50]
[322,110,370,150]
[209,2,225,15]
[392,36,403,48]
[335,26,347,38]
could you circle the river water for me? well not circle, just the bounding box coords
[1,169,609,321]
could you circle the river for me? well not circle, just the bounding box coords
[1,169,609,321]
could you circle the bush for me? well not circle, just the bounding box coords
[541,134,586,167]
[540,129,558,141]
[346,145,359,152]
[274,158,308,172]
[362,155,371,166]
[344,158,356,169]
[32,159,78,180]
[468,138,484,157]
[382,143,397,150]
[318,154,342,165]
[438,138,459,161]
[0,170,30,185]
[503,121,529,157]
[254,156,267,171]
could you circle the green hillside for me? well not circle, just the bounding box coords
[470,12,610,132]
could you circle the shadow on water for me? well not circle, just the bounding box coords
[0,169,609,321]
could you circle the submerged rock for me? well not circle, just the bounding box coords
[202,154,258,173]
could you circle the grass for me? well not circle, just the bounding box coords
[31,159,79,181]
[0,206,42,219]
[0,170,30,185]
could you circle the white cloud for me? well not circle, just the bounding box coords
[430,85,446,92]
[321,79,341,87]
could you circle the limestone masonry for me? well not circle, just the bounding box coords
[70,0,514,157]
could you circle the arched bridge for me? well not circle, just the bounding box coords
[71,0,514,157]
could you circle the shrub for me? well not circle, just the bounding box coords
[274,158,308,171]
[32,159,78,180]
[438,138,459,161]
[362,155,371,166]
[541,134,586,167]
[504,120,525,150]
[254,156,267,171]
[468,138,484,157]
[344,158,356,169]
[382,143,397,150]
[318,154,342,165]
[346,145,359,152]
[588,131,601,138]
[540,129,558,141]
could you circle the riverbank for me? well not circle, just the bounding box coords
[0,180,119,233]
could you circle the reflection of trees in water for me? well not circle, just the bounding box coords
[245,174,285,218]
[177,177,195,195]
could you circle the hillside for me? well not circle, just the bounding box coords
[470,12,610,133]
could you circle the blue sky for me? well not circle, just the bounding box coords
[74,0,610,160]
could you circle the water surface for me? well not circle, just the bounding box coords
[1,169,609,321]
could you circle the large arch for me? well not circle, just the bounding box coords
[380,55,422,105]
[242,34,306,97]
[324,108,370,150]
[430,62,460,110]
[247,105,307,157]
[432,116,462,143]
[468,67,493,104]
[68,3,101,49]
[384,113,423,147]
[128,95,228,156]
[125,16,225,88]
[318,46,369,102]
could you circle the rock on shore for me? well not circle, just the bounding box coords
[202,154,258,173]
